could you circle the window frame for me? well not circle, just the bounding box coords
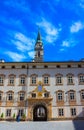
[8,74,16,86]
[68,90,76,102]
[0,91,3,101]
[0,74,5,86]
[30,74,38,86]
[58,108,64,117]
[6,109,11,117]
[78,74,84,85]
[7,91,14,101]
[18,109,24,117]
[80,90,84,101]
[70,108,76,117]
[56,74,63,85]
[19,74,27,86]
[42,74,50,86]
[18,91,25,101]
[67,73,74,85]
[56,90,64,102]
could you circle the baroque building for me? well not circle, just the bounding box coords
[0,31,84,121]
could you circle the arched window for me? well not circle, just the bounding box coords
[80,90,84,101]
[8,74,16,86]
[30,74,38,85]
[0,74,5,86]
[18,91,25,101]
[56,90,64,102]
[78,74,84,85]
[67,73,74,85]
[55,74,63,85]
[7,91,14,101]
[68,90,76,101]
[0,91,3,101]
[42,74,50,86]
[19,74,27,86]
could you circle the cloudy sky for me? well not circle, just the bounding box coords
[0,0,84,62]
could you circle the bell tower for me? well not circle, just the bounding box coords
[34,30,44,62]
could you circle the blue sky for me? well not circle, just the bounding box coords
[0,0,84,62]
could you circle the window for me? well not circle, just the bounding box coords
[44,76,48,84]
[56,65,60,68]
[32,93,36,98]
[18,109,24,117]
[11,65,15,69]
[67,65,71,68]
[56,74,63,85]
[32,65,36,68]
[6,109,11,117]
[22,65,26,68]
[19,75,26,86]
[70,92,75,100]
[70,108,76,116]
[44,92,49,98]
[7,91,14,101]
[80,90,84,100]
[67,74,74,85]
[78,74,84,84]
[30,74,37,85]
[2,66,5,69]
[32,76,36,84]
[56,91,64,101]
[0,75,5,85]
[44,65,48,68]
[8,74,15,86]
[43,74,50,85]
[19,92,25,101]
[58,108,64,116]
[0,93,2,101]
[58,92,63,101]
[78,64,81,68]
[0,91,3,101]
[68,90,75,101]
[20,77,25,85]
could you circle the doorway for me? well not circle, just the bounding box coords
[33,104,47,121]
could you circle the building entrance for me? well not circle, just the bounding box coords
[33,104,47,121]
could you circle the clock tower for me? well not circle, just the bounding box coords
[34,30,44,62]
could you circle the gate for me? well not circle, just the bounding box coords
[33,104,47,121]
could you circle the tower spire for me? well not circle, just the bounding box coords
[36,29,42,43]
[34,29,44,62]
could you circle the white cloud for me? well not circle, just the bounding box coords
[61,41,70,47]
[60,39,77,52]
[12,32,35,52]
[70,21,84,33]
[36,18,61,44]
[62,39,76,47]
[6,51,26,61]
[28,51,35,59]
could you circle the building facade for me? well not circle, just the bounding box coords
[0,31,84,121]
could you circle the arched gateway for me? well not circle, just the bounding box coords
[33,104,47,121]
[27,82,53,121]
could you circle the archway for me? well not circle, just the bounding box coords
[33,104,47,121]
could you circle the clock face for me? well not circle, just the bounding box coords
[38,85,42,92]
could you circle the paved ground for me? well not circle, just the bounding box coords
[0,120,84,130]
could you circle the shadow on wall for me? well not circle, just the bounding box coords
[73,111,84,130]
